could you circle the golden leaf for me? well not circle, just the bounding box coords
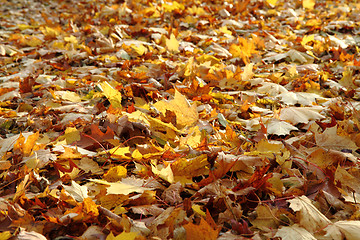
[166,33,179,53]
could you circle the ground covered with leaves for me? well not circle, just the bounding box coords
[1,0,360,239]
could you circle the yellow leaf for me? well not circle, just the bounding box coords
[90,179,153,195]
[64,35,78,44]
[57,91,82,102]
[339,67,356,90]
[151,164,174,183]
[108,55,119,62]
[58,147,82,159]
[131,149,143,160]
[13,133,25,154]
[163,1,185,12]
[83,197,99,216]
[106,232,117,240]
[104,166,127,182]
[166,33,179,53]
[241,63,254,81]
[179,126,202,149]
[63,127,81,145]
[196,54,220,65]
[229,44,241,58]
[192,204,206,217]
[187,5,206,16]
[303,0,315,10]
[153,89,198,129]
[106,232,139,240]
[218,26,232,36]
[100,82,122,109]
[106,146,130,157]
[41,26,62,38]
[26,36,42,47]
[0,231,12,240]
[52,41,66,49]
[183,56,195,77]
[116,232,139,240]
[229,37,258,64]
[266,0,277,6]
[18,24,34,30]
[23,132,39,157]
[172,154,209,177]
[301,34,314,46]
[131,44,148,56]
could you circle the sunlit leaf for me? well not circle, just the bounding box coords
[99,82,122,109]
[303,0,316,10]
[166,33,179,53]
[90,179,153,195]
[153,89,198,129]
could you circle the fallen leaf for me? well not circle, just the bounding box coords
[288,196,331,232]
[166,33,179,53]
[90,178,153,195]
[104,166,127,182]
[151,164,174,183]
[303,0,316,10]
[324,221,360,240]
[280,107,325,124]
[314,126,358,151]
[266,119,298,135]
[184,218,220,240]
[275,224,316,240]
[63,180,88,202]
[99,82,122,109]
[153,89,198,129]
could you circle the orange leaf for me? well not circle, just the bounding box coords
[184,218,220,240]
[23,131,39,157]
[77,124,115,149]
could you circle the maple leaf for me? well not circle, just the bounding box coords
[76,124,115,149]
[266,119,298,136]
[275,225,316,240]
[280,107,325,124]
[324,221,360,240]
[314,126,357,151]
[288,196,331,232]
[90,178,153,195]
[303,0,316,10]
[99,81,122,109]
[166,33,180,53]
[63,180,88,202]
[104,165,127,182]
[153,89,199,129]
[2,0,360,238]
[229,37,258,64]
[184,218,220,240]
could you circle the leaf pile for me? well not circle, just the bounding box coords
[1,0,360,239]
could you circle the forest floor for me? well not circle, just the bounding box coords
[1,0,360,239]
